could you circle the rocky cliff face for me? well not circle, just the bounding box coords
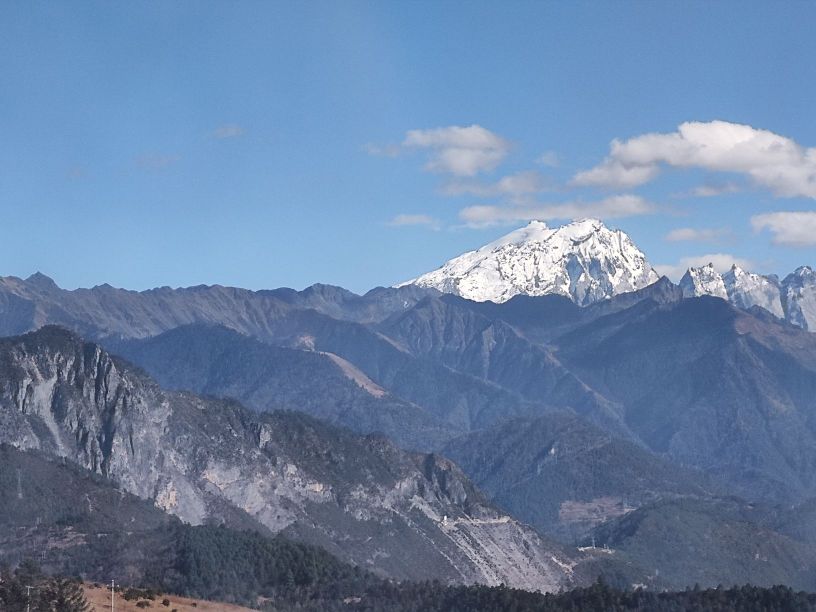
[679,264,729,300]
[0,326,600,590]
[783,266,816,330]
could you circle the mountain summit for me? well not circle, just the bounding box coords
[397,219,660,305]
[679,263,816,329]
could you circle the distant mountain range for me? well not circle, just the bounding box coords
[1,219,816,592]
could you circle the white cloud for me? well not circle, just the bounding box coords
[573,120,816,198]
[751,211,816,246]
[573,161,659,189]
[536,151,560,167]
[213,124,245,139]
[458,194,656,228]
[387,214,442,230]
[665,227,730,243]
[402,125,510,176]
[441,170,553,203]
[654,253,755,281]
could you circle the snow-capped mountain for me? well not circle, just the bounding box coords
[679,263,728,300]
[679,263,784,318]
[679,263,816,329]
[783,266,816,330]
[397,218,660,305]
[724,265,784,318]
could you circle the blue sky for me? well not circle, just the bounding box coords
[1,1,815,292]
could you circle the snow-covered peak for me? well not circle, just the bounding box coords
[788,265,815,280]
[723,265,783,317]
[679,262,785,318]
[679,264,728,299]
[396,218,660,305]
[483,220,551,249]
[782,266,816,330]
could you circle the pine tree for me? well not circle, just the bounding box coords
[39,577,90,612]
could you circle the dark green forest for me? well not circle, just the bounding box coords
[154,526,816,611]
[0,562,89,612]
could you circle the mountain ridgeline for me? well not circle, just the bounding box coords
[1,218,816,597]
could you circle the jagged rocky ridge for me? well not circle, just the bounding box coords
[680,263,816,330]
[0,326,609,590]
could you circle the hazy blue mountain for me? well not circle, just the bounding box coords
[554,296,816,503]
[268,282,439,323]
[107,323,455,450]
[0,273,434,340]
[379,295,632,437]
[443,412,718,542]
[245,307,550,433]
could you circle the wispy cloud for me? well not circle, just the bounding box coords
[393,125,511,176]
[752,211,816,246]
[441,170,554,203]
[364,142,401,158]
[686,181,741,198]
[536,151,559,167]
[459,194,657,228]
[387,213,442,230]
[573,120,816,198]
[665,227,731,243]
[654,253,755,281]
[213,124,245,139]
[135,154,180,171]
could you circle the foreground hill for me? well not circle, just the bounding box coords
[0,444,371,607]
[82,585,254,612]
